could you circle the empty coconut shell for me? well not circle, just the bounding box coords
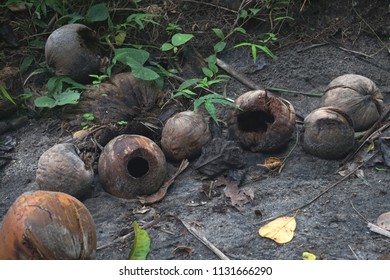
[302,107,355,159]
[228,90,296,152]
[319,74,383,132]
[45,23,105,83]
[98,134,167,199]
[161,110,211,161]
[35,143,94,198]
[0,191,96,260]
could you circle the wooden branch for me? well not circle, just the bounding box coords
[368,223,390,238]
[178,218,230,260]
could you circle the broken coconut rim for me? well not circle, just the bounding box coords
[228,90,296,152]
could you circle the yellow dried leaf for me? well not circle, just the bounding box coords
[258,216,296,244]
[302,251,317,260]
[258,157,283,170]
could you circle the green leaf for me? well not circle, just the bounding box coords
[212,28,225,40]
[178,78,202,91]
[0,85,16,105]
[193,98,204,110]
[233,42,252,48]
[85,3,109,22]
[255,45,276,59]
[83,113,95,121]
[233,27,247,34]
[251,44,257,63]
[204,101,218,124]
[173,89,197,98]
[249,8,261,15]
[171,33,194,47]
[20,55,34,75]
[273,16,294,22]
[240,9,248,19]
[54,90,80,106]
[128,221,151,260]
[34,96,56,108]
[202,67,214,78]
[132,66,160,81]
[161,43,174,51]
[29,38,46,49]
[114,48,150,66]
[213,41,226,53]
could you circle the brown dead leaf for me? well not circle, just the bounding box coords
[376,212,390,230]
[257,157,283,171]
[173,245,193,257]
[216,176,254,211]
[132,206,151,214]
[258,216,296,244]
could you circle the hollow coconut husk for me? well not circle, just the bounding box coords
[45,23,106,84]
[227,90,296,152]
[302,106,355,160]
[319,74,383,132]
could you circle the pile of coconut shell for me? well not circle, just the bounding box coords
[0,23,387,260]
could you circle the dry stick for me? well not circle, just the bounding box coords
[260,151,378,224]
[367,223,390,239]
[177,218,230,260]
[215,58,261,90]
[97,218,162,251]
[340,105,390,167]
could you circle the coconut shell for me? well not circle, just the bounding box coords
[45,23,103,83]
[0,191,96,260]
[228,90,296,152]
[319,74,383,132]
[302,107,355,159]
[35,143,94,198]
[161,110,212,161]
[98,134,167,199]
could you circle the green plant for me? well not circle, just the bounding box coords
[161,33,194,54]
[234,32,278,61]
[34,76,87,109]
[80,113,95,129]
[0,85,17,105]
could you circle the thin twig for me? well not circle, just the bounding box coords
[176,217,230,260]
[348,245,360,260]
[297,43,328,53]
[96,218,161,251]
[339,47,373,58]
[260,151,378,223]
[368,223,390,239]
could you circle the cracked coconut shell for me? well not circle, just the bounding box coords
[0,191,96,260]
[45,23,105,83]
[98,134,167,199]
[35,143,94,198]
[161,110,212,161]
[319,74,383,132]
[228,90,296,152]
[302,107,355,159]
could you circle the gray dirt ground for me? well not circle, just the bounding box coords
[1,1,390,260]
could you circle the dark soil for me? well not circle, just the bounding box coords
[1,0,390,260]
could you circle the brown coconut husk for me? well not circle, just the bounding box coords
[61,72,176,147]
[319,74,383,132]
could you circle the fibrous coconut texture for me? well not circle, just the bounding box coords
[61,72,168,146]
[161,110,212,161]
[228,90,296,152]
[98,134,167,199]
[35,143,94,198]
[302,107,355,160]
[319,74,383,132]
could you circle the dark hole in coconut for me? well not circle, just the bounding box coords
[237,110,275,132]
[127,157,149,178]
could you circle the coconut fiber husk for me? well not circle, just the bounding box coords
[61,72,177,147]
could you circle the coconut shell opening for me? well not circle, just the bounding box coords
[237,110,275,132]
[127,156,150,178]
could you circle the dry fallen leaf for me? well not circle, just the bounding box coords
[258,216,296,244]
[173,245,193,257]
[376,212,390,230]
[257,157,283,171]
[216,176,254,211]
